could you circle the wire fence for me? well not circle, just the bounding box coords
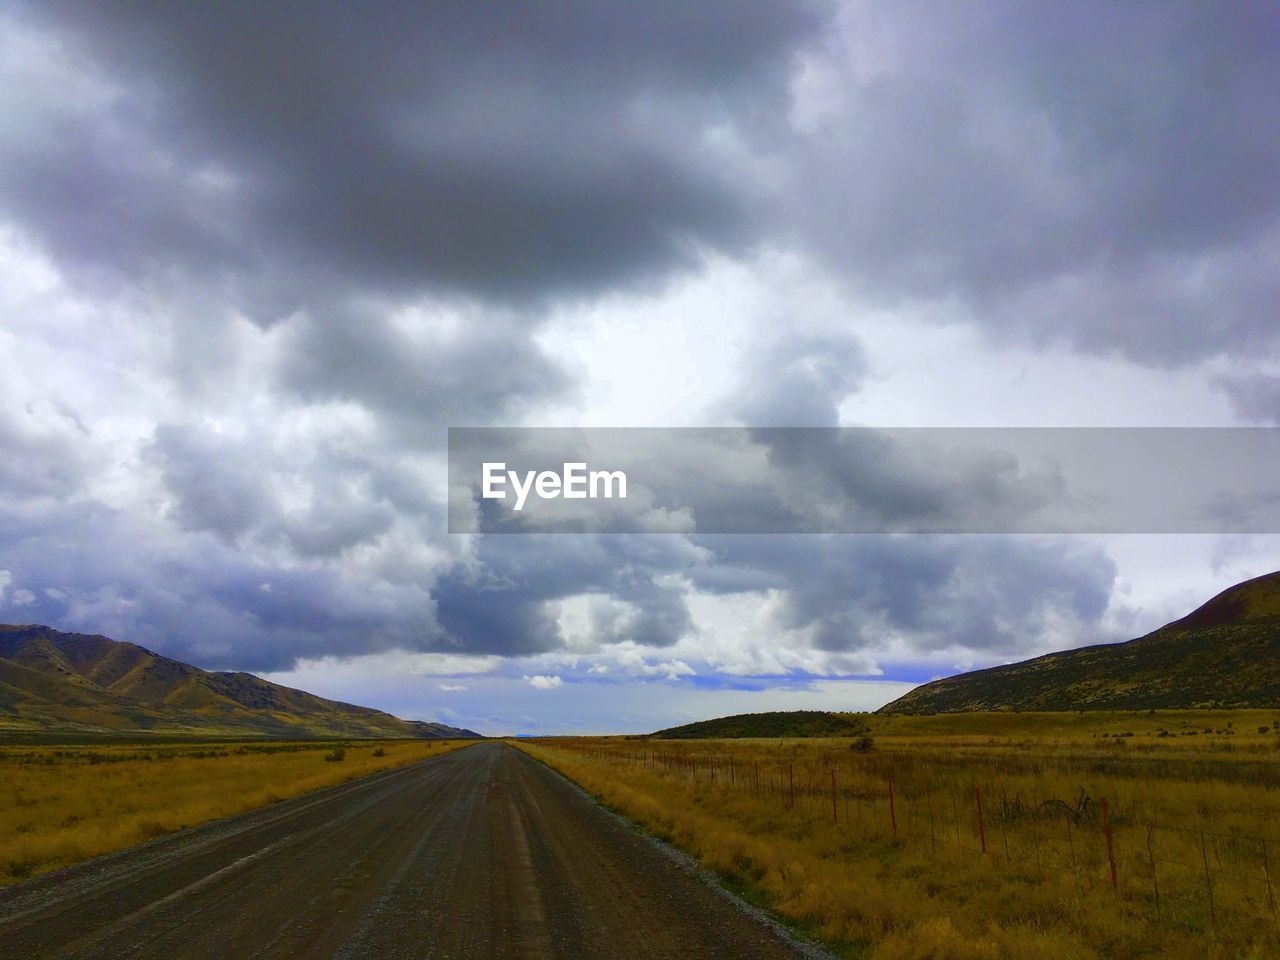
[551,741,1280,935]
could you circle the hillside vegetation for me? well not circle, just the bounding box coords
[882,571,1280,714]
[652,710,869,739]
[520,712,1280,960]
[0,624,479,739]
[1,739,472,885]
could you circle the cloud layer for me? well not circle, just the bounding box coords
[1,2,1276,731]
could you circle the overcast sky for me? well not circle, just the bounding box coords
[1,2,1277,734]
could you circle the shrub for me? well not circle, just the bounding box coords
[372,747,386,757]
[324,747,346,763]
[851,736,876,752]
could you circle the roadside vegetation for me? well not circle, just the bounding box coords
[0,738,470,885]
[517,709,1280,960]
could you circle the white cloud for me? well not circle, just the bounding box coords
[262,651,502,692]
[523,674,563,690]
[611,646,695,681]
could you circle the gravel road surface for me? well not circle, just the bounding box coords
[0,742,828,959]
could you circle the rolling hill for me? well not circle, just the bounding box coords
[652,710,870,739]
[880,571,1280,714]
[0,624,480,739]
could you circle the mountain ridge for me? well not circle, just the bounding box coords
[0,623,480,739]
[879,571,1280,714]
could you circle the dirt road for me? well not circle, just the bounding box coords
[0,742,827,959]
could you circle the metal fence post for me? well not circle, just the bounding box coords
[1102,798,1117,889]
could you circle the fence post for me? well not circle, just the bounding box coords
[1067,814,1087,901]
[927,792,936,850]
[1031,814,1043,877]
[888,779,898,838]
[975,786,986,854]
[1200,830,1216,925]
[1146,825,1161,919]
[1263,837,1277,921]
[1102,798,1117,889]
[998,789,1010,860]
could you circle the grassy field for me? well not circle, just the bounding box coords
[0,738,471,885]
[516,709,1280,960]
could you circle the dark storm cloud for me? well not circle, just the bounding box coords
[17,0,826,306]
[432,535,701,655]
[729,332,866,427]
[146,425,273,541]
[0,1,829,674]
[690,534,1116,656]
[279,307,571,439]
[0,498,437,671]
[21,0,1271,370]
[5,0,1204,678]
[1218,375,1280,425]
[147,421,425,559]
[790,1,1280,366]
[744,428,1066,533]
[0,405,90,501]
[424,529,1117,663]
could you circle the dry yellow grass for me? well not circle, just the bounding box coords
[516,711,1280,960]
[0,738,471,885]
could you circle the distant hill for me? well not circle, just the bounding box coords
[880,571,1280,714]
[652,710,869,739]
[0,624,481,739]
